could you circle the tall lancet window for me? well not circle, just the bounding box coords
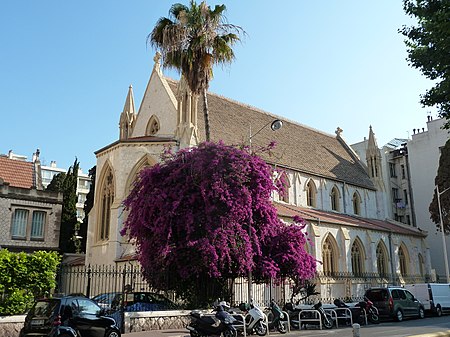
[399,245,408,276]
[99,167,115,241]
[330,186,340,211]
[353,192,361,215]
[376,242,388,276]
[306,180,317,208]
[351,238,365,276]
[322,235,337,275]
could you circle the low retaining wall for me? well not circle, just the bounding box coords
[0,315,26,337]
[0,312,192,336]
[125,310,191,333]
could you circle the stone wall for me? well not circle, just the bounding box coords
[125,311,191,333]
[0,312,192,336]
[0,315,25,337]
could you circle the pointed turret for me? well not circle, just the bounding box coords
[366,126,382,179]
[119,85,136,140]
[175,75,199,148]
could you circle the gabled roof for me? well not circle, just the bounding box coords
[0,156,34,189]
[275,202,426,238]
[166,79,375,190]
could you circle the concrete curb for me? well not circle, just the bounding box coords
[407,331,450,337]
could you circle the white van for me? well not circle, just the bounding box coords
[404,283,450,316]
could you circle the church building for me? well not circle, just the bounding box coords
[85,54,429,299]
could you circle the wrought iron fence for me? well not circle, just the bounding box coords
[56,264,442,307]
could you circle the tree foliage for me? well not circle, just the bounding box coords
[148,0,244,141]
[429,139,450,233]
[121,142,316,306]
[49,158,79,254]
[400,0,450,128]
[79,166,96,253]
[0,249,61,315]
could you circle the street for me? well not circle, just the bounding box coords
[273,316,450,337]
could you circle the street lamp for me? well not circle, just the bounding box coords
[247,119,283,302]
[436,185,450,283]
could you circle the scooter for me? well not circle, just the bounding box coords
[266,299,287,334]
[298,301,334,329]
[355,296,379,324]
[238,301,268,336]
[187,305,241,337]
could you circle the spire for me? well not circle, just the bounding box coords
[119,85,136,140]
[367,125,378,151]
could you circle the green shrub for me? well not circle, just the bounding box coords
[0,249,61,315]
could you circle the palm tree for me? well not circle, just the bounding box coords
[148,0,243,141]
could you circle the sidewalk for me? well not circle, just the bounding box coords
[124,328,189,337]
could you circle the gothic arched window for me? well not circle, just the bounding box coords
[322,235,337,275]
[376,241,388,276]
[352,191,361,215]
[330,186,340,211]
[99,166,115,241]
[306,180,317,208]
[399,245,408,276]
[146,115,160,136]
[351,238,365,276]
[418,254,425,276]
[279,172,290,203]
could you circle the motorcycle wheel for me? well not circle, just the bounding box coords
[368,311,380,324]
[255,321,268,336]
[322,317,333,329]
[277,321,288,334]
[223,329,237,337]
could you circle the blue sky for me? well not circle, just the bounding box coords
[0,1,434,172]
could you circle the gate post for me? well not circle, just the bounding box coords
[86,266,92,298]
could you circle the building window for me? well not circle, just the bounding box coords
[392,188,399,203]
[146,115,160,136]
[99,167,115,241]
[306,180,316,208]
[418,254,424,276]
[322,236,336,275]
[330,186,340,211]
[399,245,408,276]
[351,239,364,276]
[352,192,361,215]
[376,242,388,276]
[401,165,406,179]
[404,189,408,205]
[279,172,290,203]
[12,209,28,239]
[389,163,396,178]
[31,211,45,239]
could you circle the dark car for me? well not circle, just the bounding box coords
[92,291,180,312]
[364,287,425,322]
[19,295,121,337]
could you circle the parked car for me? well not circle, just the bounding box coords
[364,287,425,322]
[404,283,450,316]
[19,295,120,337]
[92,291,180,312]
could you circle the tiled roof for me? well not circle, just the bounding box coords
[275,202,426,237]
[0,156,34,189]
[166,79,375,190]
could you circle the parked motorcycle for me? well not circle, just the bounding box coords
[187,305,241,337]
[355,296,379,324]
[333,299,364,325]
[283,301,333,330]
[238,301,268,336]
[266,299,287,334]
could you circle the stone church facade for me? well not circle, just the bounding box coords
[85,55,429,300]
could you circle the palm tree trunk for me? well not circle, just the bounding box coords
[202,88,211,142]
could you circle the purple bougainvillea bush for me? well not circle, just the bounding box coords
[121,141,316,302]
